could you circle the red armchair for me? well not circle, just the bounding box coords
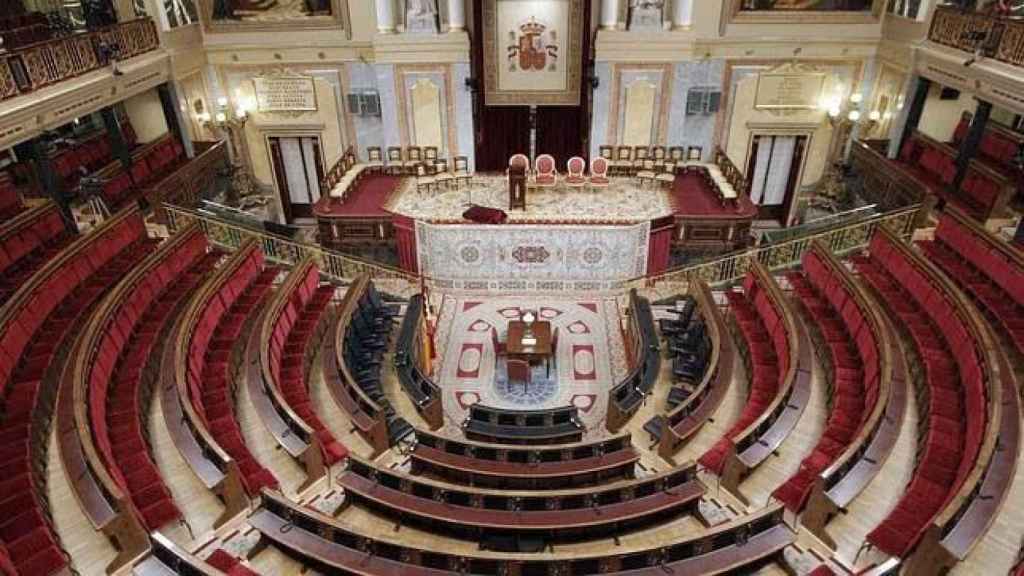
[590,157,610,187]
[535,154,557,187]
[566,156,586,187]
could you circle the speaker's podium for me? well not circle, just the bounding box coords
[508,154,529,211]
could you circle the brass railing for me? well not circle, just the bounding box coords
[0,18,159,102]
[929,6,1024,68]
[163,203,418,286]
[849,139,928,212]
[643,204,921,289]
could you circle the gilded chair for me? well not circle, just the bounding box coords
[415,163,435,193]
[614,146,633,176]
[565,156,587,188]
[637,158,657,188]
[405,146,423,174]
[453,155,472,188]
[534,154,557,187]
[632,146,650,174]
[433,158,454,190]
[590,157,610,188]
[687,146,703,162]
[386,147,403,175]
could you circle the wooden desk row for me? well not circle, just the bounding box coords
[607,289,661,432]
[252,489,793,575]
[410,430,639,490]
[463,404,584,445]
[393,293,444,429]
[338,457,701,544]
[248,259,328,490]
[657,280,735,459]
[321,275,391,454]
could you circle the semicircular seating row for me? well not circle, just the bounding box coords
[0,199,1022,576]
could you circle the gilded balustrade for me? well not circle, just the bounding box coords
[928,6,1024,68]
[163,203,418,287]
[643,204,920,291]
[0,18,158,102]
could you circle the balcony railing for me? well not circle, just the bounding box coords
[0,18,159,102]
[147,140,230,224]
[929,6,1024,68]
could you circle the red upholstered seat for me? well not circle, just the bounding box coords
[534,154,557,186]
[590,157,610,186]
[565,156,586,186]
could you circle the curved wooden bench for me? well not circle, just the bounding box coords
[410,429,638,489]
[772,241,908,547]
[250,258,343,490]
[607,289,661,431]
[658,280,735,458]
[698,260,812,504]
[463,404,583,445]
[322,275,390,454]
[338,456,701,544]
[160,240,271,529]
[56,224,212,574]
[0,206,151,576]
[854,227,1014,575]
[394,294,443,429]
[252,489,792,575]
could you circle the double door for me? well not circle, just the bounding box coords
[269,136,325,222]
[746,134,808,223]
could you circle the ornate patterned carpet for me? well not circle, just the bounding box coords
[432,295,630,431]
[386,175,676,223]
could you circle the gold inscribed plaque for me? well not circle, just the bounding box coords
[755,73,825,110]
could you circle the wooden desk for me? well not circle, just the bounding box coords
[506,320,552,359]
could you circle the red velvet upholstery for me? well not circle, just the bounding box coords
[206,549,261,576]
[535,154,557,186]
[87,230,220,531]
[188,249,280,496]
[0,178,21,222]
[565,156,586,186]
[919,213,1024,356]
[0,204,73,304]
[269,266,348,466]
[590,157,610,186]
[771,251,882,513]
[0,212,151,575]
[698,271,789,474]
[854,232,992,558]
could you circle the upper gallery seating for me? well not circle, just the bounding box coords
[58,223,219,572]
[331,276,412,448]
[648,281,735,459]
[896,130,1014,221]
[606,289,661,431]
[253,489,793,574]
[951,111,1023,200]
[852,227,1017,573]
[96,134,186,211]
[0,175,22,222]
[699,261,811,502]
[771,242,907,547]
[50,131,123,195]
[337,456,703,547]
[164,240,278,528]
[0,201,73,305]
[463,404,584,445]
[0,207,154,575]
[253,259,346,488]
[917,206,1024,357]
[393,294,443,429]
[410,430,639,490]
[0,13,54,50]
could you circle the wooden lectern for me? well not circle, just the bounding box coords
[508,154,528,210]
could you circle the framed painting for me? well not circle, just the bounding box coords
[482,0,583,107]
[202,0,348,32]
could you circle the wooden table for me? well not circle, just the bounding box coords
[506,320,553,380]
[506,320,553,359]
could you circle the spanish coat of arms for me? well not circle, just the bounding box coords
[507,17,558,72]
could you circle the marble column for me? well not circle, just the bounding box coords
[448,0,465,31]
[600,0,619,30]
[672,0,693,29]
[376,0,397,34]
